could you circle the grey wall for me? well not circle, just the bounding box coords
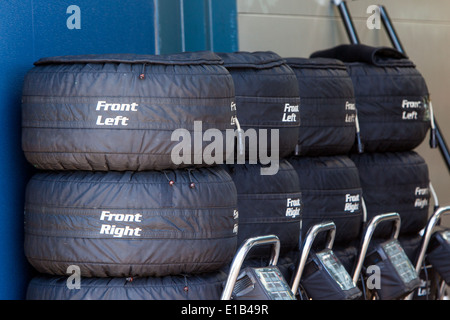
[237,0,450,226]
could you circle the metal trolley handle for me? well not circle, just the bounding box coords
[221,235,281,300]
[352,212,401,284]
[291,221,337,294]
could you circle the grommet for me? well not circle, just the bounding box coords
[169,180,175,186]
[189,182,195,189]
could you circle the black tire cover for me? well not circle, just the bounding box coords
[26,271,227,300]
[350,151,430,238]
[22,52,236,171]
[217,51,300,159]
[223,160,302,258]
[311,44,430,153]
[288,155,364,246]
[285,57,356,156]
[24,167,238,277]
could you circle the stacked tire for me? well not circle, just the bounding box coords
[217,52,302,279]
[311,44,432,291]
[285,56,364,274]
[22,52,240,300]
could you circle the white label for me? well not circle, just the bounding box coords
[95,101,138,127]
[282,103,299,122]
[344,193,360,213]
[286,197,301,218]
[414,186,429,209]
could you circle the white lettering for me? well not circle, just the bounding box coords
[100,224,142,238]
[286,197,301,218]
[284,103,299,113]
[344,194,360,213]
[366,265,381,289]
[181,304,216,317]
[415,198,428,209]
[96,101,139,112]
[171,122,281,175]
[99,211,143,238]
[96,115,129,126]
[415,187,429,196]
[100,211,143,222]
[345,113,356,123]
[287,198,301,207]
[282,103,299,122]
[66,265,81,289]
[345,101,356,110]
[402,111,418,120]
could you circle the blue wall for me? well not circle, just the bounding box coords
[0,0,238,300]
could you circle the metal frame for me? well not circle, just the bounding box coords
[290,221,337,295]
[404,205,450,300]
[333,0,360,45]
[352,212,401,285]
[414,206,450,274]
[221,234,281,300]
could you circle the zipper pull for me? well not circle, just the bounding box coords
[139,63,147,80]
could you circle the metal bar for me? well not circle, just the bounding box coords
[333,0,360,45]
[221,234,280,300]
[404,206,450,300]
[291,221,336,294]
[378,5,450,174]
[413,206,450,274]
[352,212,401,284]
[378,5,404,53]
[435,121,450,174]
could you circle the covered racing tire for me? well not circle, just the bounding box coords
[285,57,356,156]
[223,160,302,258]
[311,44,430,153]
[350,151,430,238]
[21,52,236,171]
[26,271,227,300]
[217,51,300,160]
[24,167,238,277]
[288,155,364,246]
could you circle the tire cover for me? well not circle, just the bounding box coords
[288,155,364,245]
[285,57,356,156]
[350,151,430,238]
[311,44,430,153]
[22,52,236,171]
[24,167,238,277]
[26,271,227,300]
[217,51,300,159]
[223,160,302,257]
